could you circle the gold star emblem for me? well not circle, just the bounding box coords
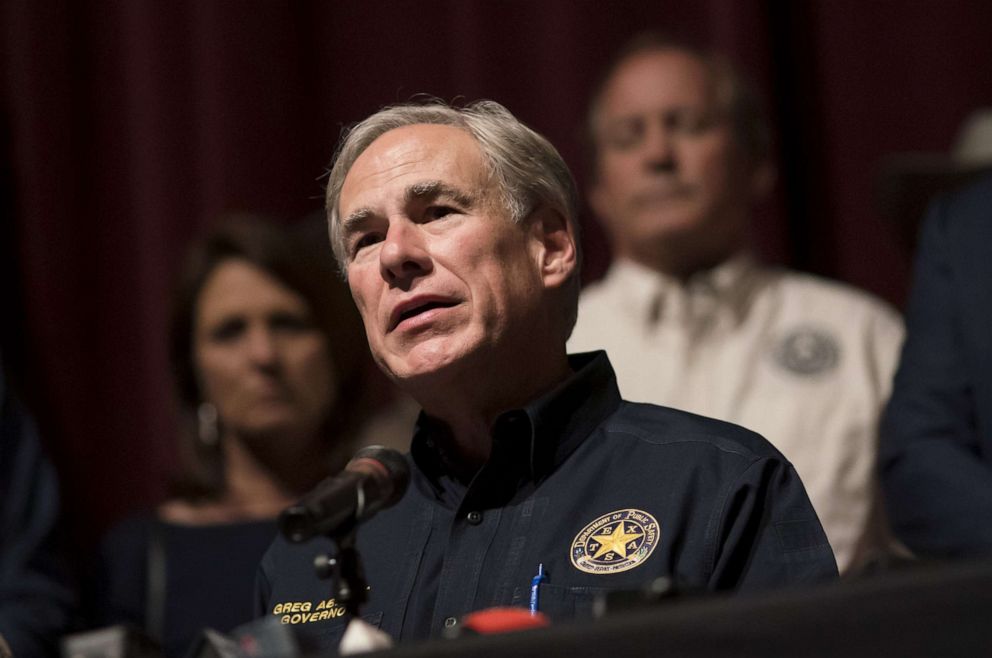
[590,522,643,560]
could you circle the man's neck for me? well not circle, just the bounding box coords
[410,350,573,480]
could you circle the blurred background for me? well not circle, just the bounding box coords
[2,0,991,551]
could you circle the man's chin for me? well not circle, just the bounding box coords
[377,331,457,370]
[378,348,467,393]
[626,213,711,248]
[385,359,455,387]
[634,208,707,236]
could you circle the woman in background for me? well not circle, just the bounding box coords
[92,215,376,657]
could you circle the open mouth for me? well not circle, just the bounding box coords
[392,299,459,330]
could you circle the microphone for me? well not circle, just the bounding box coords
[279,446,410,542]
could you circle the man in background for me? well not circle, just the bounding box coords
[569,34,904,572]
[880,174,992,558]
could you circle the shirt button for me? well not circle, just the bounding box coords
[444,616,458,628]
[466,510,483,525]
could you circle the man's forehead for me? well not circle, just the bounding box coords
[598,48,718,117]
[341,124,486,200]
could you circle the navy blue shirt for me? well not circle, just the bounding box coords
[256,352,836,649]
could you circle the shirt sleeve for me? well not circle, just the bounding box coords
[879,194,992,558]
[708,456,838,590]
[0,377,76,656]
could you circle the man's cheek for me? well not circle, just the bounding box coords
[348,289,377,327]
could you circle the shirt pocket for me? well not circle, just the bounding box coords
[510,584,606,623]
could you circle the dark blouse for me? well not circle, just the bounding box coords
[93,514,277,658]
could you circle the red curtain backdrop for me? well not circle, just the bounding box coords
[3,0,991,547]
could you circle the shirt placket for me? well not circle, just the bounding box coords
[429,505,503,635]
[429,411,531,634]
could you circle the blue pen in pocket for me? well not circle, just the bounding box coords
[529,563,548,614]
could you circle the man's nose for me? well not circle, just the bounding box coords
[642,123,676,172]
[379,220,433,287]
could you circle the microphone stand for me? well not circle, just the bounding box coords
[313,526,369,618]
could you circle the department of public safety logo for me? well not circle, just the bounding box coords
[772,326,841,377]
[570,509,660,574]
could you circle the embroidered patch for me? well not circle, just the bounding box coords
[772,327,840,376]
[271,598,348,625]
[570,509,659,574]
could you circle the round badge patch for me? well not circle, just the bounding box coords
[570,509,660,574]
[772,327,841,377]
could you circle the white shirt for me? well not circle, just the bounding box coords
[568,255,904,572]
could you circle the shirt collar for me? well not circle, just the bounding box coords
[410,351,622,499]
[606,252,759,326]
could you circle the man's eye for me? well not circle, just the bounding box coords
[425,205,457,220]
[669,110,714,135]
[603,121,643,150]
[351,233,383,256]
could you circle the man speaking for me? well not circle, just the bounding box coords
[256,99,836,649]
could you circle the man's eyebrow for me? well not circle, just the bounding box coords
[407,180,477,207]
[341,207,373,235]
[341,181,478,235]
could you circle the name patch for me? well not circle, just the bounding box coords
[271,598,347,625]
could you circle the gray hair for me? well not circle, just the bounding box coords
[325,99,582,336]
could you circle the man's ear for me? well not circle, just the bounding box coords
[529,205,578,289]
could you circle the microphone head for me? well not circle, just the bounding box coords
[347,445,410,508]
[278,446,410,542]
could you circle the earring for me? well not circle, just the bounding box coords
[197,402,220,447]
